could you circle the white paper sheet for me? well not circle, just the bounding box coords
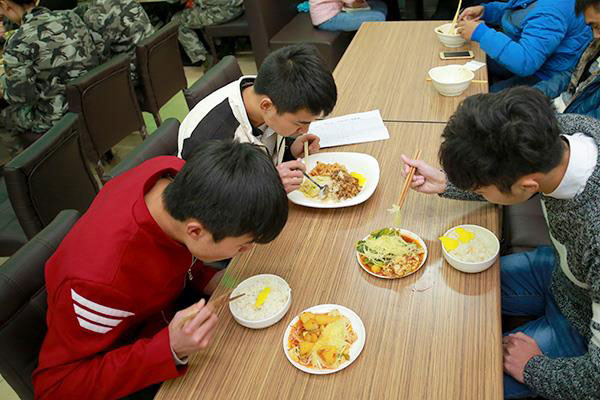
[309,110,390,148]
[464,60,486,72]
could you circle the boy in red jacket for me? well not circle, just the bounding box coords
[32,140,288,399]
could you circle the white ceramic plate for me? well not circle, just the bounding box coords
[282,304,366,375]
[287,152,380,208]
[356,228,428,279]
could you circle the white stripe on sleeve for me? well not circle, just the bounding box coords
[73,304,123,327]
[71,289,135,318]
[77,317,112,334]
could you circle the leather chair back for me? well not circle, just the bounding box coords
[0,210,81,400]
[66,53,146,165]
[103,118,180,181]
[243,0,297,66]
[136,22,187,125]
[3,113,99,240]
[183,56,242,110]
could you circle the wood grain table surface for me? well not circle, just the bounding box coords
[155,121,503,400]
[331,21,489,123]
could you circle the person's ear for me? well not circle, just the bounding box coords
[185,220,209,242]
[258,96,274,114]
[516,175,540,194]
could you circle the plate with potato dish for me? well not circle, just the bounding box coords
[283,304,365,374]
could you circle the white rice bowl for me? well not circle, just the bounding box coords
[441,225,500,273]
[229,274,291,329]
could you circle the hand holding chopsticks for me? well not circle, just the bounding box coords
[399,154,448,195]
[178,293,245,329]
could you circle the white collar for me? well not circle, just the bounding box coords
[546,133,598,199]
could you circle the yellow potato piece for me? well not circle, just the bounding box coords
[319,346,338,365]
[439,236,459,251]
[304,319,318,331]
[299,341,314,356]
[314,314,339,326]
[300,312,314,324]
[371,265,382,273]
[455,227,475,243]
[350,172,366,186]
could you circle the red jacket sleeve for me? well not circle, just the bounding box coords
[33,280,186,399]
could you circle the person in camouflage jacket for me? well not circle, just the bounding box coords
[74,0,154,81]
[171,0,243,64]
[0,0,99,155]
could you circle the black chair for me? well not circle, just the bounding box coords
[183,55,242,110]
[3,113,99,240]
[103,118,180,181]
[66,53,148,180]
[502,194,552,254]
[0,179,27,256]
[0,209,81,400]
[136,22,188,126]
[202,13,249,64]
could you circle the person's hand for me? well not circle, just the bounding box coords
[401,154,447,194]
[503,332,542,384]
[457,19,482,41]
[169,299,218,359]
[459,5,484,21]
[277,159,306,193]
[290,134,320,158]
[203,269,225,295]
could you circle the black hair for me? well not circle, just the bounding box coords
[439,86,565,193]
[575,0,600,14]
[254,44,337,116]
[163,140,288,243]
[8,0,36,5]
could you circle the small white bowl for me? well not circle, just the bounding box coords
[229,274,291,329]
[441,224,500,273]
[428,64,474,97]
[434,23,467,48]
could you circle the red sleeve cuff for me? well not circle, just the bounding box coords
[189,261,219,292]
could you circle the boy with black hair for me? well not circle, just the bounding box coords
[402,86,600,399]
[178,44,338,193]
[33,141,289,399]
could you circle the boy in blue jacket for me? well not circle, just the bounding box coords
[534,0,600,118]
[457,0,592,92]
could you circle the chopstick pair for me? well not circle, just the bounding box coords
[426,77,488,84]
[178,292,245,329]
[398,149,422,211]
[392,149,422,226]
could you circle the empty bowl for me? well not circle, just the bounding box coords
[434,23,467,48]
[229,274,292,329]
[441,224,500,273]
[428,64,474,96]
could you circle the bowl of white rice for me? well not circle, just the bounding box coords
[229,274,291,329]
[441,224,500,273]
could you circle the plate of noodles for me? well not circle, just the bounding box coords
[283,304,365,374]
[288,152,380,208]
[356,228,428,279]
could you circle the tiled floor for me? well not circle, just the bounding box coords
[0,53,257,400]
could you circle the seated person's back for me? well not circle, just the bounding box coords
[75,0,154,78]
[0,0,99,137]
[534,0,600,118]
[458,0,592,91]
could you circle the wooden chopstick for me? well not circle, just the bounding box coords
[304,141,309,162]
[178,293,245,329]
[426,77,487,84]
[397,149,422,211]
[450,0,463,34]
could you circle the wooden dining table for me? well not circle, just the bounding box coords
[331,21,488,122]
[155,121,503,400]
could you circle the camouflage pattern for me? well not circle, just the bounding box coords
[0,7,99,155]
[74,0,154,79]
[171,0,243,63]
